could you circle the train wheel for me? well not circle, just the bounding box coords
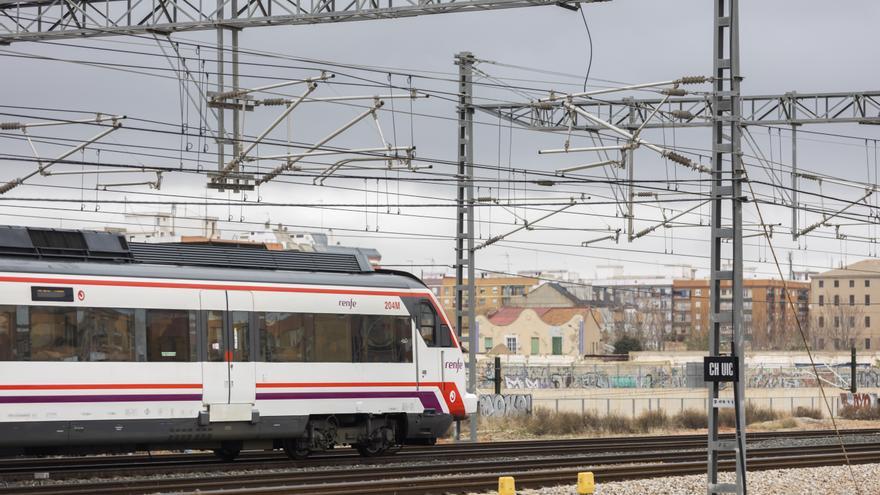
[384,444,403,455]
[282,439,311,460]
[354,442,386,457]
[213,445,241,462]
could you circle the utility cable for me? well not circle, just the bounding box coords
[579,7,593,93]
[743,166,863,495]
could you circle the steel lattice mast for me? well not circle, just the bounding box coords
[708,0,745,493]
[0,0,608,43]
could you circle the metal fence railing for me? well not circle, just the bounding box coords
[531,395,841,418]
[478,361,880,390]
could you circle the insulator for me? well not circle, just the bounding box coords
[665,151,694,167]
[261,98,288,106]
[0,122,21,130]
[678,76,708,85]
[636,192,655,197]
[662,88,687,97]
[670,110,695,120]
[0,178,21,194]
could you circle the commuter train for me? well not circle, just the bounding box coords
[0,226,476,460]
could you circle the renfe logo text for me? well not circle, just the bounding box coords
[445,359,464,371]
[338,299,357,309]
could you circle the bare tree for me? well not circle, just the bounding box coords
[685,323,709,351]
[629,304,669,351]
[765,312,810,351]
[828,303,864,350]
[809,303,865,351]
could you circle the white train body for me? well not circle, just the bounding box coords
[0,227,475,458]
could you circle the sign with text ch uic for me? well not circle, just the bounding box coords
[703,356,739,382]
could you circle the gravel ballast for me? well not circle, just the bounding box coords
[497,463,880,495]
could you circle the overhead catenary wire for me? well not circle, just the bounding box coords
[1,27,880,292]
[742,165,864,495]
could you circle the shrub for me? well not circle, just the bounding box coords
[746,402,779,424]
[521,408,591,436]
[524,408,554,435]
[551,410,587,435]
[840,405,880,420]
[674,409,708,429]
[718,402,779,427]
[599,413,636,434]
[718,408,736,428]
[635,410,670,433]
[780,418,798,428]
[578,411,603,433]
[794,406,823,419]
[613,336,643,354]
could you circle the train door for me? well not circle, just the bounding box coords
[200,290,227,407]
[415,300,433,393]
[226,291,256,407]
[200,290,256,422]
[415,300,451,406]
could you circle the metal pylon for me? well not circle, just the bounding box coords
[708,1,746,494]
[454,51,477,442]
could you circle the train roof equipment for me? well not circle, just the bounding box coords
[0,225,374,274]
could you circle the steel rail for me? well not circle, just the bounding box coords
[1,428,872,479]
[5,441,880,495]
[200,448,880,495]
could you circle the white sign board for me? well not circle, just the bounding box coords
[713,398,735,409]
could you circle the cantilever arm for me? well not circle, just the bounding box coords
[475,202,576,250]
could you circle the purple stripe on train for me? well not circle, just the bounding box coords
[0,394,203,403]
[256,391,444,411]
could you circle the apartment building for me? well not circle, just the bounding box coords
[672,279,810,350]
[590,278,674,350]
[436,274,539,340]
[811,260,880,351]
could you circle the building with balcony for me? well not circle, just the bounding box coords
[672,278,810,350]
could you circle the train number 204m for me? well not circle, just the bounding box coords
[384,300,401,310]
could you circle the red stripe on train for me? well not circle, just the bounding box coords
[0,384,202,390]
[0,275,421,297]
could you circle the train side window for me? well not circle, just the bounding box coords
[77,307,136,362]
[147,309,197,362]
[418,302,436,347]
[259,312,313,362]
[394,316,414,362]
[313,314,353,362]
[418,301,454,348]
[231,311,250,362]
[438,322,454,347]
[0,306,16,361]
[354,315,413,363]
[205,311,224,362]
[30,306,79,361]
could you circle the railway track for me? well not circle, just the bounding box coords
[199,449,880,495]
[2,433,879,494]
[0,428,874,482]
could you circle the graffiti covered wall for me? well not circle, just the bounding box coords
[478,361,880,390]
[479,394,533,417]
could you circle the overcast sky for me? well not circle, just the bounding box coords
[2,0,880,280]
